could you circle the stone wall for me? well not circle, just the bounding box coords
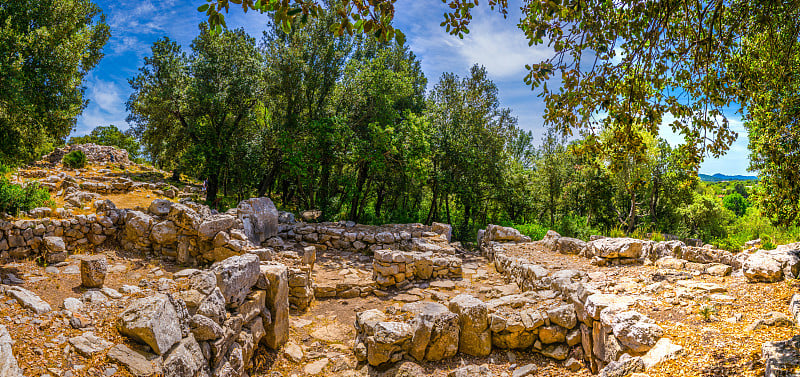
[372,249,462,289]
[478,226,681,374]
[0,197,280,267]
[278,222,453,254]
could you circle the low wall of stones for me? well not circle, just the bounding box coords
[372,249,462,289]
[278,222,453,254]
[478,227,680,374]
[0,197,280,267]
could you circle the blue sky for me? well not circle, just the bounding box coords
[78,0,752,175]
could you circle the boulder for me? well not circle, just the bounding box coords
[587,238,643,259]
[118,294,183,355]
[148,199,173,216]
[167,203,202,230]
[150,221,178,245]
[190,314,224,341]
[237,197,279,245]
[405,302,460,362]
[744,250,800,283]
[68,331,113,357]
[124,211,154,241]
[198,215,237,241]
[43,236,66,253]
[80,255,107,288]
[557,237,586,254]
[611,311,664,353]
[449,294,491,357]
[211,254,260,306]
[485,224,531,243]
[162,334,206,377]
[547,304,577,329]
[196,288,226,325]
[366,322,413,366]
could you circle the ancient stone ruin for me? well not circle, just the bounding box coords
[2,152,800,376]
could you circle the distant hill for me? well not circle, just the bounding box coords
[699,173,758,182]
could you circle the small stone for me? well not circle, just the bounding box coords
[512,364,537,377]
[303,357,329,375]
[284,341,304,363]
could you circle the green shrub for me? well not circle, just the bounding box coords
[0,178,53,215]
[62,150,86,169]
[714,237,743,252]
[510,223,549,241]
[650,231,666,242]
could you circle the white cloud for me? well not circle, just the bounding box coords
[75,76,128,136]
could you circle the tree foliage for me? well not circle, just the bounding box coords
[0,0,109,165]
[127,25,263,206]
[68,125,142,160]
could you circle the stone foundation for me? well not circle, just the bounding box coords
[372,249,462,289]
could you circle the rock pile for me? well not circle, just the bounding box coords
[41,143,132,166]
[116,254,290,376]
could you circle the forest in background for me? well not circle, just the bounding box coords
[3,0,800,251]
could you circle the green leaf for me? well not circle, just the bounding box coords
[395,29,406,46]
[197,4,210,12]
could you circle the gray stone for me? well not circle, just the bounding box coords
[118,294,183,355]
[744,251,785,282]
[0,325,23,377]
[366,322,413,366]
[764,335,800,377]
[601,356,645,377]
[211,254,260,306]
[611,311,664,353]
[150,221,178,245]
[68,332,113,357]
[6,286,51,314]
[406,302,459,362]
[547,304,577,329]
[190,314,224,341]
[148,199,173,216]
[107,344,159,377]
[162,334,206,377]
[237,197,279,245]
[512,364,537,377]
[641,338,683,369]
[62,297,84,312]
[198,215,236,241]
[196,288,226,325]
[540,343,569,360]
[448,364,493,377]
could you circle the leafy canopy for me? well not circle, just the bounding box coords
[0,0,109,165]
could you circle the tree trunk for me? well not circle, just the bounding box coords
[206,173,219,209]
[350,163,368,222]
[626,190,636,234]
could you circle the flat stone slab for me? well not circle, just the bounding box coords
[675,280,727,293]
[5,286,52,314]
[69,332,113,357]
